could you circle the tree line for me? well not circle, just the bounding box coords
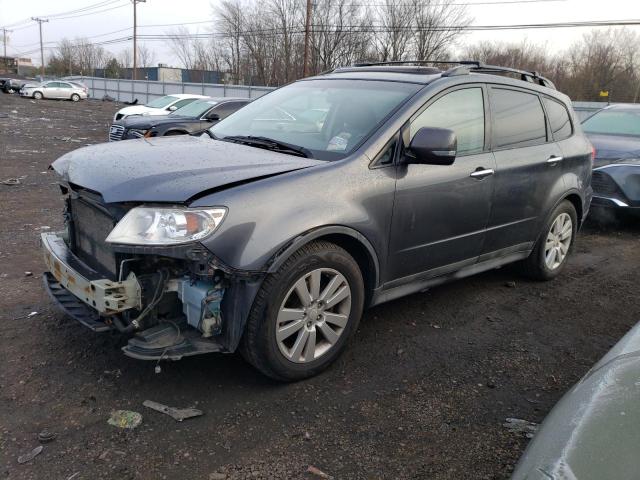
[45,0,640,103]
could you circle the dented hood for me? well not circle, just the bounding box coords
[52,135,323,203]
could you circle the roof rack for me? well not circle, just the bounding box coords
[330,60,556,89]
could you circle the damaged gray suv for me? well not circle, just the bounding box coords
[43,61,593,381]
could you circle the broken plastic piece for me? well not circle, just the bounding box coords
[18,445,43,464]
[143,400,203,422]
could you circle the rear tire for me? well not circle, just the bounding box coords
[71,93,80,102]
[521,200,577,280]
[33,91,43,100]
[241,241,364,382]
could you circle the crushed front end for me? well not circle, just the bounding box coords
[42,184,263,361]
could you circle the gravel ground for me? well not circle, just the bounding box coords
[0,93,639,480]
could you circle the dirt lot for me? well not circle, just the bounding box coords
[0,93,639,480]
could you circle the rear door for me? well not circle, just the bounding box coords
[483,86,564,255]
[387,85,496,281]
[58,82,74,99]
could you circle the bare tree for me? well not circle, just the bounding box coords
[137,43,156,68]
[119,48,133,69]
[413,0,470,61]
[374,0,415,61]
[166,27,197,69]
[214,0,245,83]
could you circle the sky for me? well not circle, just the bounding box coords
[1,0,639,67]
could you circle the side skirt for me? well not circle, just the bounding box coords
[370,244,532,307]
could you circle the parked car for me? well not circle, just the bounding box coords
[512,320,640,480]
[20,80,88,101]
[112,94,207,121]
[582,104,640,212]
[68,81,89,97]
[42,61,592,381]
[2,78,26,93]
[108,97,250,141]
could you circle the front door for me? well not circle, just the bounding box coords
[387,86,496,283]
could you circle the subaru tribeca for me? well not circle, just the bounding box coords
[42,61,593,381]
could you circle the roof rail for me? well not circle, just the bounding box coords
[443,62,556,89]
[333,59,557,89]
[352,60,482,68]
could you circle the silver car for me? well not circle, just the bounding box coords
[21,80,88,102]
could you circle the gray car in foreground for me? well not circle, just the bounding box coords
[583,104,640,212]
[512,320,640,479]
[42,61,593,380]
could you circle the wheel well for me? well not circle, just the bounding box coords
[316,233,377,306]
[164,130,187,136]
[564,193,583,225]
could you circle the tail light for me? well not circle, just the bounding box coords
[590,144,596,168]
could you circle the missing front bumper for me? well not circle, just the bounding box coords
[41,232,142,315]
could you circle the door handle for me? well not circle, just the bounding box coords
[470,168,495,179]
[547,155,564,165]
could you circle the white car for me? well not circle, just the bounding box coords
[113,94,207,121]
[20,80,88,102]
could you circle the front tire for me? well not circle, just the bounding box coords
[33,91,43,100]
[70,93,80,102]
[241,241,364,381]
[521,200,577,280]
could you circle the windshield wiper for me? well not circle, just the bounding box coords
[220,135,313,158]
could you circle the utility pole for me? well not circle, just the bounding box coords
[31,17,48,79]
[2,28,11,69]
[132,0,146,81]
[302,0,312,77]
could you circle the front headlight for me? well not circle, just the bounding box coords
[106,207,227,245]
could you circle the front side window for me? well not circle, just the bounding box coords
[210,79,421,160]
[170,98,197,110]
[582,109,640,137]
[543,97,573,141]
[491,88,547,149]
[146,95,179,109]
[410,88,485,156]
[171,100,218,117]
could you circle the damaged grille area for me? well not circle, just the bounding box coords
[592,171,619,196]
[69,197,118,277]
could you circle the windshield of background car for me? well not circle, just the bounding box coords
[170,99,218,117]
[209,79,422,160]
[146,95,179,109]
[583,109,640,136]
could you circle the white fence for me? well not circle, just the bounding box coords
[66,76,275,103]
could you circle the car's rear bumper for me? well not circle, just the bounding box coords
[41,232,141,316]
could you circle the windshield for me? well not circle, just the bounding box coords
[170,99,218,117]
[583,109,640,136]
[146,95,179,109]
[209,79,421,160]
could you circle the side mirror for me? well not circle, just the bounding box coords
[407,127,457,165]
[168,105,178,111]
[205,112,220,121]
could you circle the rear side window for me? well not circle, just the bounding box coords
[171,98,197,110]
[411,88,485,155]
[543,97,573,141]
[491,88,547,149]
[213,101,247,119]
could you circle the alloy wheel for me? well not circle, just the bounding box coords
[276,268,351,363]
[544,212,572,270]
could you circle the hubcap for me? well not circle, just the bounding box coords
[544,213,572,270]
[276,268,351,364]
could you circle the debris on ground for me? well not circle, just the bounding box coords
[209,473,228,480]
[24,271,33,277]
[66,473,80,480]
[505,281,517,288]
[143,400,203,422]
[1,178,21,185]
[107,410,143,429]
[503,418,539,438]
[38,431,56,443]
[307,465,332,478]
[18,445,43,464]
[102,94,115,102]
[27,312,38,318]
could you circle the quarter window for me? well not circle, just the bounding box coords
[543,97,573,141]
[491,88,547,149]
[410,88,485,156]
